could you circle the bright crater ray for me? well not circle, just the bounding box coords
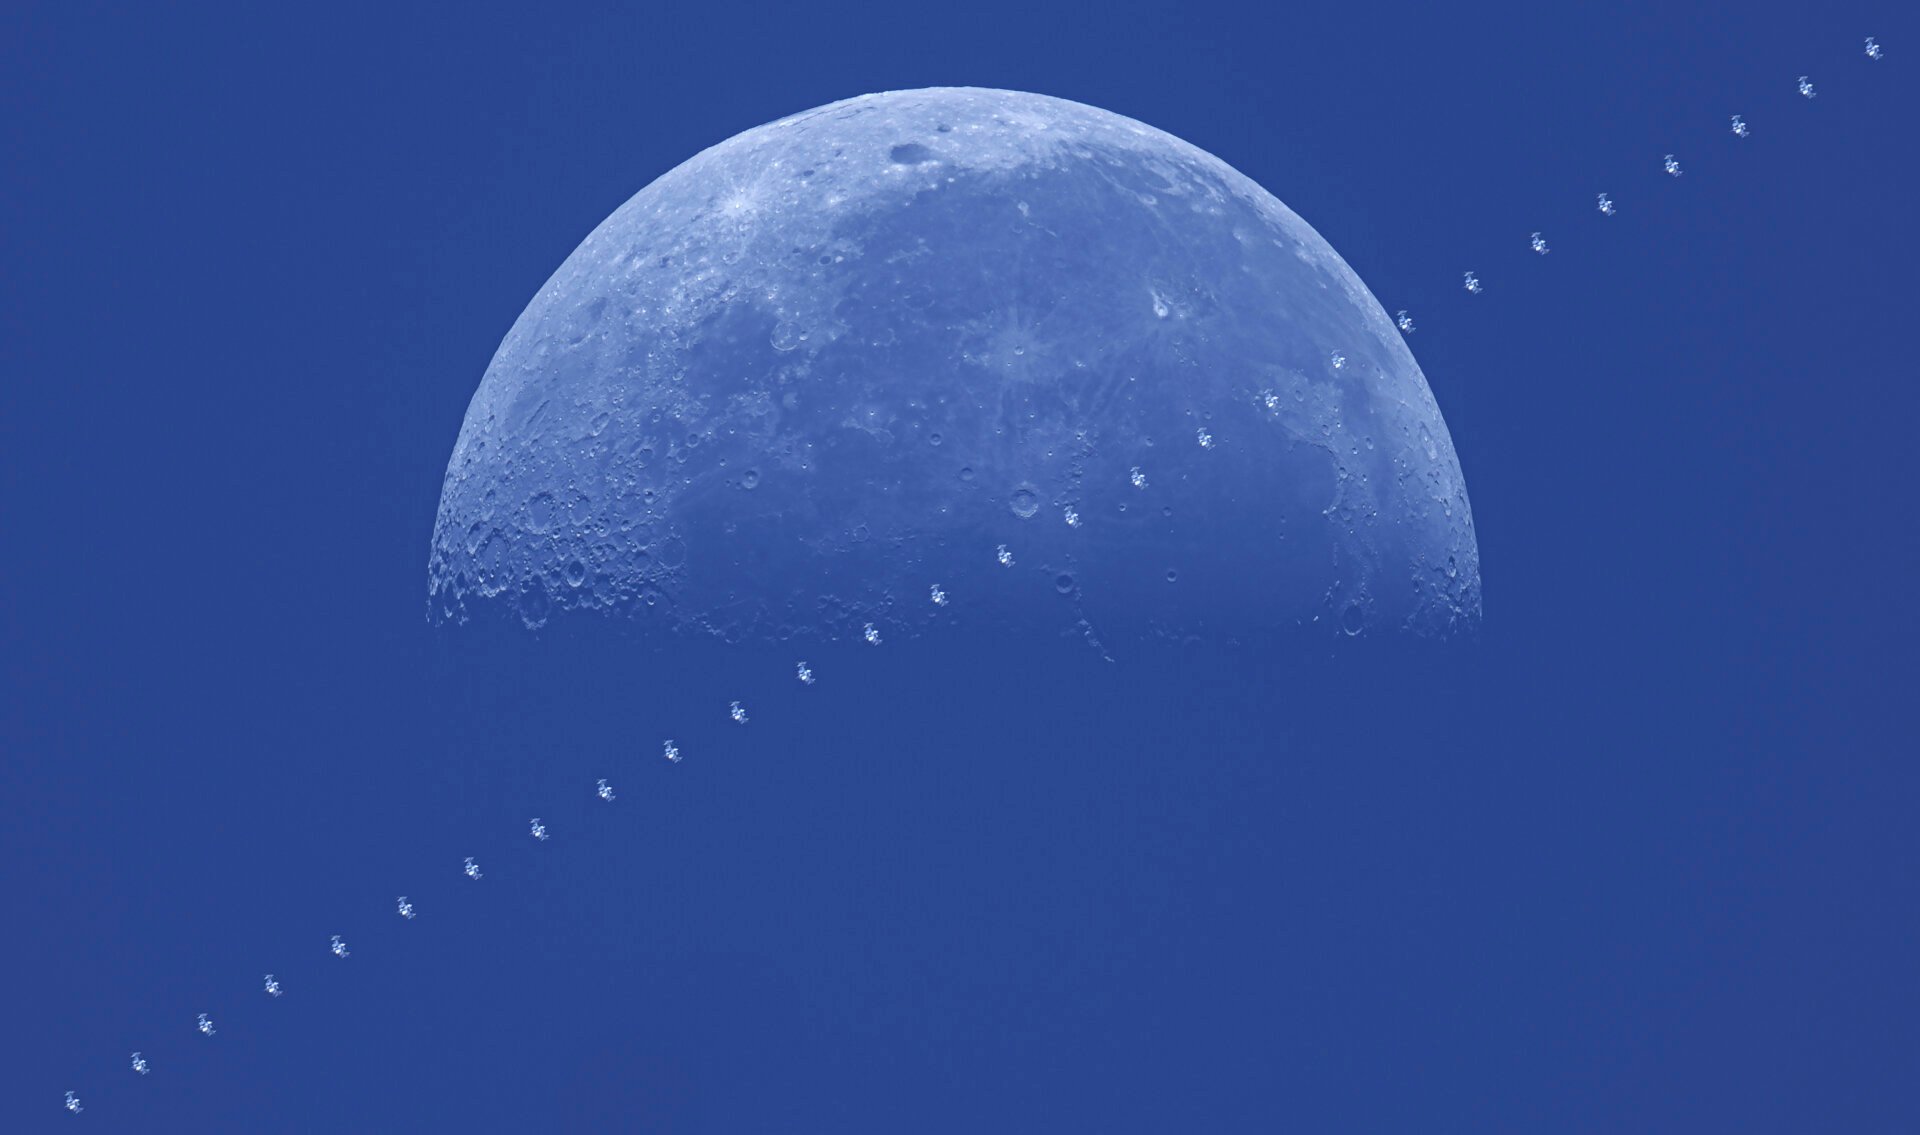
[428,87,1480,643]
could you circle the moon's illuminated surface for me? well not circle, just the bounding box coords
[428,87,1480,645]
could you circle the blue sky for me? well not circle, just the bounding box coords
[3,1,1916,1130]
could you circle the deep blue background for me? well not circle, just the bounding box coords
[4,1,1916,1130]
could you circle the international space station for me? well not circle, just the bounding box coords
[52,32,1900,1126]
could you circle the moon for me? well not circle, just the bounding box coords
[428,88,1480,646]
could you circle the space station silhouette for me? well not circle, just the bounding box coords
[57,32,1891,1122]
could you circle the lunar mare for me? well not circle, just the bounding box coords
[429,87,1480,643]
